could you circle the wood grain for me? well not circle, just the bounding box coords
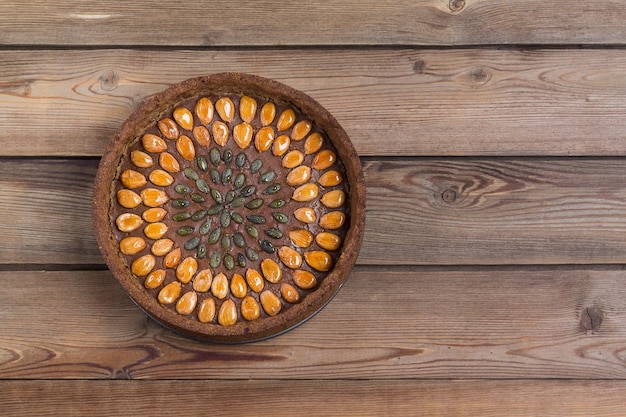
[1,268,625,379]
[2,1,626,46]
[2,48,626,157]
[3,158,626,266]
[3,379,626,416]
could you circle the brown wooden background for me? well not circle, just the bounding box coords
[3,1,626,414]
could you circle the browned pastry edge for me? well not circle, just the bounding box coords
[93,73,366,343]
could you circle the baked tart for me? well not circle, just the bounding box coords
[93,73,365,342]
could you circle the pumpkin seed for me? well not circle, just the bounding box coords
[269,199,285,208]
[191,209,206,221]
[208,227,221,244]
[264,227,283,239]
[220,211,231,228]
[247,214,266,224]
[231,211,244,224]
[224,254,235,270]
[210,251,221,268]
[225,190,236,204]
[235,153,246,169]
[223,149,233,164]
[210,169,221,184]
[196,155,208,171]
[183,167,199,181]
[196,178,210,193]
[263,183,281,194]
[221,234,231,251]
[245,246,259,261]
[175,184,192,194]
[222,167,232,185]
[234,173,246,189]
[228,197,243,208]
[206,204,224,215]
[245,224,259,238]
[199,219,212,235]
[197,243,207,258]
[172,199,190,209]
[259,171,275,183]
[209,148,220,166]
[237,253,247,268]
[190,193,206,203]
[259,239,276,254]
[172,212,192,221]
[245,198,264,210]
[233,232,245,247]
[272,212,288,223]
[177,225,194,236]
[250,159,262,173]
[211,189,223,204]
[184,236,200,250]
[239,184,256,197]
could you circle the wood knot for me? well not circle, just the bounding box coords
[413,59,426,74]
[441,188,457,204]
[449,0,465,12]
[580,306,603,333]
[469,67,490,85]
[100,69,119,91]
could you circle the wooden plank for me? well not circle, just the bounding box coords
[3,158,626,266]
[2,1,626,46]
[2,380,626,416]
[2,48,626,157]
[1,267,626,379]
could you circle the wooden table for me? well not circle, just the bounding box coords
[3,1,626,414]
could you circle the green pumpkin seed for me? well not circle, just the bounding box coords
[196,178,210,193]
[245,198,264,210]
[259,239,276,254]
[259,171,276,183]
[208,227,221,245]
[177,225,194,236]
[233,232,245,247]
[190,193,206,203]
[263,183,281,195]
[184,236,200,250]
[272,212,288,223]
[264,227,283,239]
[172,212,192,221]
[222,167,233,185]
[231,197,246,208]
[245,224,259,238]
[250,159,262,174]
[197,243,207,258]
[211,189,223,204]
[231,212,244,224]
[234,173,246,189]
[183,167,199,181]
[245,246,259,261]
[206,204,224,215]
[269,199,285,208]
[223,253,235,270]
[220,211,231,228]
[210,169,221,185]
[223,149,233,164]
[247,214,266,224]
[196,155,208,171]
[175,184,192,194]
[210,148,220,166]
[221,234,231,251]
[191,209,207,221]
[199,219,212,235]
[239,185,256,197]
[237,253,247,268]
[235,153,246,169]
[172,199,190,209]
[210,251,221,268]
[225,190,236,204]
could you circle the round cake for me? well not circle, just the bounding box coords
[93,73,365,342]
